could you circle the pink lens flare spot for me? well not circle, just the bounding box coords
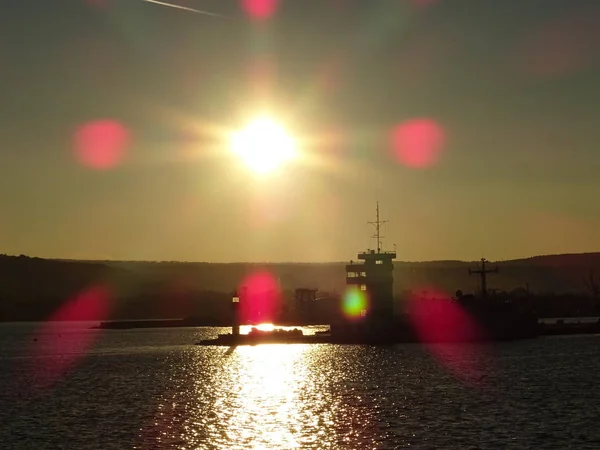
[27,286,112,391]
[241,0,278,20]
[409,295,483,343]
[390,118,445,168]
[238,271,281,324]
[74,119,131,170]
[408,290,490,386]
[50,286,110,322]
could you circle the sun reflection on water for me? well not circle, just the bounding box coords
[150,344,425,449]
[236,345,307,448]
[240,323,276,334]
[190,344,313,449]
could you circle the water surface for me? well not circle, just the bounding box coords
[1,323,599,449]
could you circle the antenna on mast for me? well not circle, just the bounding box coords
[468,257,499,300]
[368,201,388,253]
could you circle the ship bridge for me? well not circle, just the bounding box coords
[345,203,396,324]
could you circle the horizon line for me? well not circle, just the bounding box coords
[3,251,600,265]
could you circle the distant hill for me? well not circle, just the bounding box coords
[7,252,600,294]
[1,252,599,321]
[508,253,600,268]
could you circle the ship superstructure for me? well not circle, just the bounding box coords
[196,203,538,346]
[344,202,396,327]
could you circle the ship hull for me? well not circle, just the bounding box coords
[196,314,539,346]
[195,333,538,346]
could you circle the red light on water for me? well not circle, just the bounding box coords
[390,118,445,168]
[74,119,130,170]
[27,286,112,391]
[241,0,278,20]
[51,286,110,322]
[408,292,489,386]
[409,296,482,343]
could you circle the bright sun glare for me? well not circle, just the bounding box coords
[229,117,297,175]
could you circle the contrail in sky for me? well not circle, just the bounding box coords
[143,0,229,18]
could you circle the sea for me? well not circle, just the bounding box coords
[1,322,599,449]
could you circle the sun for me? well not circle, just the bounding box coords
[229,117,297,175]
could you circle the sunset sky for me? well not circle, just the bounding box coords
[1,0,599,262]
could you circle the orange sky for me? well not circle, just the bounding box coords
[1,0,599,262]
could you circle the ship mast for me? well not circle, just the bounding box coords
[368,201,388,253]
[468,258,498,300]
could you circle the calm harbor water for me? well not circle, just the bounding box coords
[1,323,599,449]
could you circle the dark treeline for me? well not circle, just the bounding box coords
[1,253,599,322]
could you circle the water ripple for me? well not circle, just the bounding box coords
[1,325,599,449]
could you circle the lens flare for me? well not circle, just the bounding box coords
[241,0,278,20]
[238,271,281,324]
[230,117,297,175]
[390,118,445,168]
[342,286,368,319]
[27,285,112,392]
[407,289,490,386]
[74,119,130,170]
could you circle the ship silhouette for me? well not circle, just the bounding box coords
[197,203,539,346]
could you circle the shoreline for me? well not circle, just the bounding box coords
[92,317,600,338]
